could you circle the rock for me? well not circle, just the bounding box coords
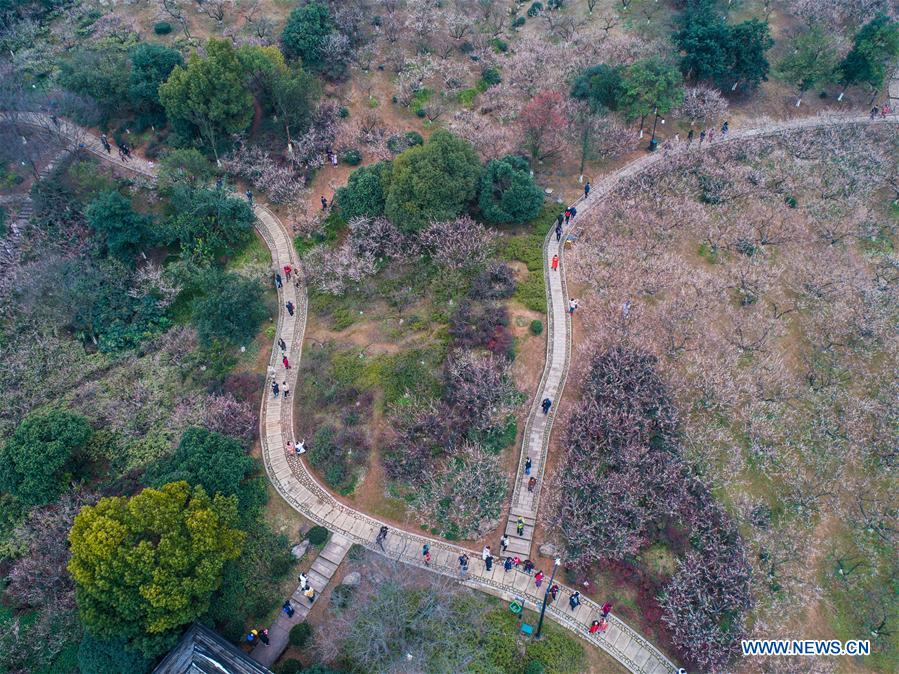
[291,540,310,559]
[544,188,554,194]
[341,571,362,587]
[538,543,559,558]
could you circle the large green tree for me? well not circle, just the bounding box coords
[85,190,156,260]
[674,1,773,92]
[191,271,267,347]
[146,427,266,517]
[158,39,253,160]
[621,58,685,130]
[778,25,839,106]
[335,160,393,219]
[68,481,245,656]
[478,155,543,224]
[128,43,183,121]
[385,131,482,232]
[58,46,130,123]
[281,1,334,69]
[0,409,92,506]
[839,14,899,96]
[167,186,255,261]
[570,63,624,113]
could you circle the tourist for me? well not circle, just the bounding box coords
[500,534,509,553]
[569,591,581,610]
[589,620,601,635]
[555,221,563,242]
[459,553,469,576]
[534,570,545,588]
[569,206,577,221]
[295,438,306,455]
[282,600,294,617]
[542,397,552,415]
[422,543,431,566]
[246,190,253,204]
[516,517,525,536]
[568,298,579,314]
[525,457,532,475]
[870,106,879,119]
[298,573,308,590]
[282,355,290,369]
[522,559,535,574]
[556,212,564,229]
[100,134,111,153]
[598,618,609,634]
[687,129,694,146]
[551,254,559,271]
[271,381,279,398]
[564,208,571,225]
[247,629,258,644]
[376,525,388,550]
[528,477,537,492]
[482,545,491,561]
[504,556,513,572]
[321,195,328,210]
[601,601,613,618]
[282,380,290,399]
[286,439,295,454]
[284,264,292,280]
[259,629,270,646]
[549,584,560,602]
[304,586,316,603]
[584,181,591,198]
[286,301,295,316]
[699,130,706,146]
[275,272,282,289]
[721,120,729,136]
[278,337,287,351]
[485,554,493,571]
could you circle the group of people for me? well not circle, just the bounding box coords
[99,133,131,161]
[684,120,729,148]
[871,104,893,118]
[245,627,270,647]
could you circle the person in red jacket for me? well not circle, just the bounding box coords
[551,254,559,271]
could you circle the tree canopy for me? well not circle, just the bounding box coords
[68,481,244,656]
[0,409,92,506]
[85,190,156,260]
[621,58,684,121]
[158,39,254,158]
[839,14,899,91]
[384,131,482,232]
[478,155,544,224]
[191,271,267,347]
[778,25,838,100]
[570,63,624,113]
[167,186,255,261]
[58,46,130,123]
[281,1,334,69]
[674,1,773,91]
[336,160,393,220]
[128,43,183,120]
[145,427,266,517]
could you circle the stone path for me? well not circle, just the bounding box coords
[11,109,898,674]
[250,533,351,667]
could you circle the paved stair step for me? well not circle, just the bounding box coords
[320,543,350,566]
[305,568,330,589]
[311,556,338,578]
[508,508,537,524]
[505,537,531,556]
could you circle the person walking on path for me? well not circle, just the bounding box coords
[687,129,694,146]
[298,573,308,590]
[216,176,224,190]
[295,438,306,455]
[246,190,253,204]
[528,476,537,492]
[542,397,552,415]
[568,298,579,314]
[549,584,560,602]
[699,130,706,147]
[721,120,729,137]
[707,129,715,143]
[569,591,581,611]
[282,380,290,399]
[321,195,328,210]
[376,525,388,550]
[534,570,545,588]
[284,264,292,280]
[258,629,270,646]
[556,212,564,229]
[459,553,469,577]
[551,254,559,271]
[871,106,879,119]
[516,517,525,536]
[569,206,577,221]
[555,221,563,242]
[282,600,294,617]
[100,134,111,153]
[500,535,509,553]
[271,381,279,398]
[303,586,316,603]
[482,545,491,561]
[584,181,591,198]
[523,559,535,574]
[504,556,513,572]
[278,337,287,351]
[564,208,571,225]
[247,629,258,645]
[485,554,493,571]
[286,301,295,316]
[589,620,601,635]
[422,543,431,566]
[275,272,283,289]
[601,601,613,618]
[525,457,532,475]
[282,355,290,369]
[597,618,609,635]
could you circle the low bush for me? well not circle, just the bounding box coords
[481,67,502,87]
[405,131,424,146]
[512,15,526,27]
[515,273,546,313]
[527,2,543,17]
[330,583,354,609]
[504,234,544,272]
[530,319,544,335]
[288,622,312,648]
[307,525,329,546]
[339,106,350,118]
[153,22,172,35]
[342,149,362,165]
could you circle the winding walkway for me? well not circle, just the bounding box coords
[9,109,897,674]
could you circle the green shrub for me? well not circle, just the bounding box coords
[504,234,544,272]
[274,660,303,674]
[512,15,526,27]
[334,160,393,220]
[491,38,508,53]
[458,88,478,107]
[473,416,518,454]
[341,149,362,165]
[530,319,543,335]
[478,155,544,224]
[191,272,267,347]
[153,21,172,35]
[525,661,546,674]
[307,525,329,545]
[481,67,502,87]
[527,2,543,17]
[405,131,424,146]
[330,583,354,609]
[526,625,586,673]
[288,622,312,648]
[339,106,350,118]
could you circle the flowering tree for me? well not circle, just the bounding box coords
[418,216,498,270]
[518,90,571,161]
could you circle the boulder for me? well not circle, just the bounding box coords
[341,571,362,587]
[291,540,310,560]
[538,543,559,558]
